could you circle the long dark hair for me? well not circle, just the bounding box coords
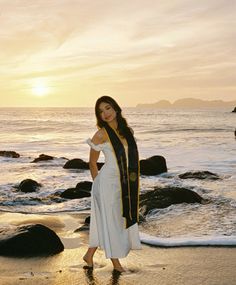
[95,96,130,137]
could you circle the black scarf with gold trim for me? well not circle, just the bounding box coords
[104,124,139,229]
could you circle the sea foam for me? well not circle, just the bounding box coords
[140,232,236,247]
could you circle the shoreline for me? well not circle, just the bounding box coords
[0,212,236,285]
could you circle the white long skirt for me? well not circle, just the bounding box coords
[89,166,142,258]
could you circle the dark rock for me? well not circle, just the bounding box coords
[84,216,91,224]
[140,187,204,215]
[18,179,41,193]
[179,171,220,180]
[60,187,91,199]
[75,181,92,192]
[0,151,20,158]
[232,107,236,112]
[75,224,90,232]
[51,184,92,202]
[140,156,167,175]
[63,159,88,169]
[63,159,104,170]
[0,224,64,257]
[74,216,90,232]
[31,154,54,163]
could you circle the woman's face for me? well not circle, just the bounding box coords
[98,102,117,123]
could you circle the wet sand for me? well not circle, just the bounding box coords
[0,212,235,285]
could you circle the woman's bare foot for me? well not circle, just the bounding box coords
[83,247,97,269]
[83,254,93,268]
[111,258,125,273]
[113,266,125,273]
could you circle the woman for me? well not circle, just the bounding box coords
[83,96,141,273]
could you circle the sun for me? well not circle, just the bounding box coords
[31,81,50,97]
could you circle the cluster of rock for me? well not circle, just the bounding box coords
[63,155,167,175]
[0,151,167,176]
[0,150,220,257]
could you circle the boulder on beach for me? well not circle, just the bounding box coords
[60,180,92,199]
[75,216,91,232]
[139,186,205,215]
[18,179,41,193]
[179,171,220,180]
[31,154,54,163]
[63,158,88,169]
[63,159,104,170]
[140,155,167,175]
[0,151,20,158]
[60,188,91,199]
[0,224,64,257]
[232,107,236,113]
[84,216,91,224]
[75,181,92,191]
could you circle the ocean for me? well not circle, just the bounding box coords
[0,107,236,246]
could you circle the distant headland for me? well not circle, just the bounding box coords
[136,98,236,109]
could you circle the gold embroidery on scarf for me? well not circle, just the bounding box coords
[129,172,137,182]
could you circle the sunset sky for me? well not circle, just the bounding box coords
[0,0,235,107]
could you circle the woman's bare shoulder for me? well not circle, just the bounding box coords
[91,128,108,144]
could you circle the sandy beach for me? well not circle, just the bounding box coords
[0,212,235,285]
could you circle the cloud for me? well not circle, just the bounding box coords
[0,0,235,106]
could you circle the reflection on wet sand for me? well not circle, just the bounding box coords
[83,268,122,285]
[109,270,122,285]
[83,268,97,285]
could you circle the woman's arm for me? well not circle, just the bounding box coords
[89,149,100,180]
[89,129,106,180]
